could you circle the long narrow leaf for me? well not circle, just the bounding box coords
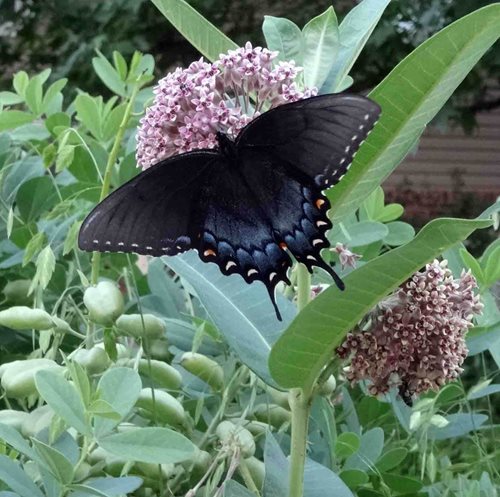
[150,0,237,61]
[320,0,391,93]
[302,7,339,89]
[263,16,304,65]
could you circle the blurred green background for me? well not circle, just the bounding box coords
[1,0,498,131]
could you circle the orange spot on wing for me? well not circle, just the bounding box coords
[203,249,216,257]
[316,198,326,209]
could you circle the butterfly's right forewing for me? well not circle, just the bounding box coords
[237,93,381,189]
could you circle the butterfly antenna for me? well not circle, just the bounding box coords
[266,285,283,321]
[316,260,345,291]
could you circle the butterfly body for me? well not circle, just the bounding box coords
[79,94,381,320]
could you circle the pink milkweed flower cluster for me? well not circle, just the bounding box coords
[336,260,483,397]
[136,42,317,169]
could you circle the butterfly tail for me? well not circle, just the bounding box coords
[266,284,283,321]
[315,260,345,291]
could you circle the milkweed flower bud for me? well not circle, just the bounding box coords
[136,42,317,169]
[336,260,483,397]
[333,243,361,270]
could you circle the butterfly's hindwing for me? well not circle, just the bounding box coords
[193,161,293,319]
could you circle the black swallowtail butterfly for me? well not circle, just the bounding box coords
[78,94,381,320]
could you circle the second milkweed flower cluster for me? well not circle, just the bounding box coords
[337,260,483,397]
[136,42,317,169]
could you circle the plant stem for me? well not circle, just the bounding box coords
[90,85,140,286]
[288,388,311,497]
[288,263,313,497]
[296,263,311,310]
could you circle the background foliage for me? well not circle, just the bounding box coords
[1,0,499,129]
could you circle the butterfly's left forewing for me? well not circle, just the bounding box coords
[78,151,219,257]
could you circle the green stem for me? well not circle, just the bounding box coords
[288,388,311,497]
[288,263,313,497]
[296,264,311,310]
[90,85,140,286]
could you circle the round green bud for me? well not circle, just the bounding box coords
[3,280,33,305]
[136,388,186,427]
[69,346,110,375]
[245,456,265,489]
[136,359,182,390]
[115,314,165,339]
[145,338,170,360]
[245,420,271,437]
[319,375,337,396]
[1,358,63,399]
[74,462,91,482]
[83,281,124,326]
[180,352,224,391]
[21,405,55,438]
[0,409,30,431]
[215,420,255,458]
[182,449,211,482]
[253,404,291,428]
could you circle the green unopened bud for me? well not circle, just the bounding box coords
[115,314,165,339]
[180,352,224,391]
[245,420,271,437]
[253,404,291,428]
[257,379,289,408]
[84,281,124,326]
[3,280,33,305]
[136,388,186,427]
[135,462,175,479]
[95,341,129,360]
[69,346,110,375]
[265,386,290,408]
[146,339,170,360]
[0,409,30,431]
[182,449,211,482]
[245,456,265,489]
[88,447,134,477]
[1,358,63,399]
[51,316,72,334]
[0,306,54,330]
[21,405,55,438]
[135,359,182,390]
[319,375,337,396]
[215,420,255,458]
[88,446,113,465]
